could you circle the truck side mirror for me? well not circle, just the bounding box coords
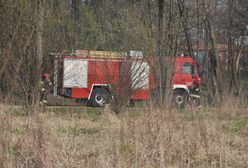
[191,65,196,78]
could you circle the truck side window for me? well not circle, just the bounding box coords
[181,63,191,74]
[182,63,196,77]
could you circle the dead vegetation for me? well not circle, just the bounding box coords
[1,100,248,168]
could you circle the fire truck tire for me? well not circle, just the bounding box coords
[172,89,188,108]
[90,88,111,107]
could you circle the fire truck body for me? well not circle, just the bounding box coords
[55,51,201,107]
[61,54,153,106]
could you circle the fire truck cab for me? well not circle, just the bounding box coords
[171,57,201,107]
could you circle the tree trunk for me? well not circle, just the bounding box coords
[34,0,45,107]
[177,0,193,57]
[202,0,222,104]
[157,0,165,107]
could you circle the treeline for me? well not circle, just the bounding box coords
[0,0,247,107]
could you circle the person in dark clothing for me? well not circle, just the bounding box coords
[188,80,201,107]
[40,73,52,105]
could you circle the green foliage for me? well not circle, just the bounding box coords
[44,2,101,51]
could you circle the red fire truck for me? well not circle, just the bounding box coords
[51,50,201,107]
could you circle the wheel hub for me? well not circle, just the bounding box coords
[95,94,105,105]
[175,95,184,105]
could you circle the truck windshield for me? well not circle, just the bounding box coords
[182,63,196,77]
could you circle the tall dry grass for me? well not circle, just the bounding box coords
[0,97,248,167]
[0,105,46,168]
[97,105,248,168]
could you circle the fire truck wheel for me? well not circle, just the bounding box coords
[172,90,188,108]
[91,88,111,107]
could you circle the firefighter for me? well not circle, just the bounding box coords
[188,80,201,107]
[40,73,52,105]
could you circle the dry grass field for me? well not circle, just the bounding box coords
[1,101,248,168]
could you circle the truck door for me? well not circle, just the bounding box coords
[174,62,195,87]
